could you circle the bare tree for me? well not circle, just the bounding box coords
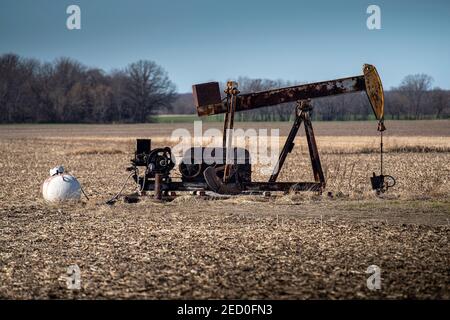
[398,74,433,118]
[125,60,176,122]
[386,90,409,120]
[171,93,195,115]
[50,57,87,121]
[0,54,40,122]
[429,87,449,119]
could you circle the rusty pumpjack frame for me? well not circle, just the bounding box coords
[196,64,385,195]
[127,64,386,199]
[268,100,325,187]
[203,89,325,194]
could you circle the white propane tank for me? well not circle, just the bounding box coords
[42,166,81,202]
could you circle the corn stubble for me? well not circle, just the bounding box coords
[0,123,448,299]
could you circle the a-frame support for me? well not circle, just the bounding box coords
[269,100,325,190]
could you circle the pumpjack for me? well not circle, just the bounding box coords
[128,64,395,200]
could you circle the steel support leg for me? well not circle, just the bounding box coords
[303,110,325,187]
[269,101,305,183]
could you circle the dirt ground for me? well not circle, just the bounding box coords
[0,121,449,299]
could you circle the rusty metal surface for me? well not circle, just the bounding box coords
[137,180,322,193]
[245,182,323,192]
[269,101,305,183]
[193,64,385,118]
[204,166,242,195]
[268,100,325,189]
[154,173,162,200]
[303,107,326,187]
[192,82,222,110]
[363,64,384,120]
[223,81,240,182]
[195,75,366,116]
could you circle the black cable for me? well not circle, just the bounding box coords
[105,172,134,205]
[380,129,383,176]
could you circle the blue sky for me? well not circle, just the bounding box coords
[0,0,449,92]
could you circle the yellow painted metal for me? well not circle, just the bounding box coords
[363,64,384,120]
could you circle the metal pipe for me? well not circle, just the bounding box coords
[154,173,162,200]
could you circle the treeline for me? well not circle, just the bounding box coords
[1,53,449,123]
[0,53,176,123]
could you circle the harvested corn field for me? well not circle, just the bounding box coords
[0,121,449,299]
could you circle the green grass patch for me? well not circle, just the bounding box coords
[149,114,224,123]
